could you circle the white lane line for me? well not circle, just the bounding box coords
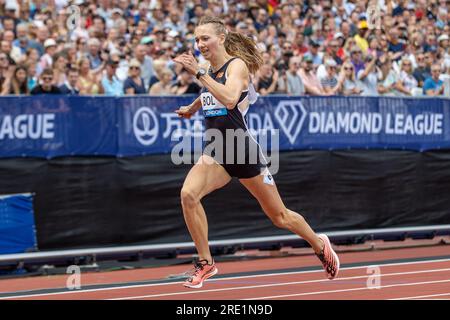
[1,258,449,300]
[390,292,450,300]
[243,279,450,300]
[110,268,450,300]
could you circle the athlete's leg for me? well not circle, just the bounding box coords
[181,155,231,263]
[239,173,323,254]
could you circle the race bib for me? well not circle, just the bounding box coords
[200,92,228,117]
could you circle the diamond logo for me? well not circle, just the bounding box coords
[274,101,307,145]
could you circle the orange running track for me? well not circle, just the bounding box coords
[0,244,449,300]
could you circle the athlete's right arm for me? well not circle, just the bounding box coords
[175,96,202,119]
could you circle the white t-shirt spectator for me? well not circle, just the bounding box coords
[358,69,380,96]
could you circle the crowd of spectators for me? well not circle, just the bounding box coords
[0,0,448,97]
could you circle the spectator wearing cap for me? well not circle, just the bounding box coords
[437,34,449,67]
[396,58,419,96]
[256,63,279,95]
[354,20,369,54]
[170,68,201,95]
[38,39,57,75]
[307,40,323,68]
[298,54,326,96]
[286,57,305,95]
[101,58,123,96]
[321,59,342,95]
[134,44,155,91]
[59,68,81,95]
[124,58,146,95]
[423,64,444,96]
[30,68,61,95]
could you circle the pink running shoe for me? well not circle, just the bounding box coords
[316,234,340,280]
[183,259,218,289]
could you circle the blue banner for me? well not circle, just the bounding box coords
[0,193,37,254]
[0,95,449,158]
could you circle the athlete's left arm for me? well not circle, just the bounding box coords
[198,59,249,110]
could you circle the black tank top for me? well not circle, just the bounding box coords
[200,57,249,133]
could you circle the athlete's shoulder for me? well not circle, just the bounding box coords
[228,57,249,75]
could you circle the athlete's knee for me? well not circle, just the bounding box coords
[180,188,199,209]
[271,207,290,229]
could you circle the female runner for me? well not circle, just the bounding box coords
[173,16,339,289]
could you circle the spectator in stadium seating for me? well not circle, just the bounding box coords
[52,53,68,87]
[396,58,420,96]
[170,68,201,95]
[25,62,38,91]
[423,64,444,96]
[328,38,344,66]
[387,24,406,62]
[413,53,431,88]
[255,63,279,96]
[2,65,29,95]
[87,38,103,71]
[341,61,362,96]
[59,68,81,95]
[30,68,61,95]
[0,0,447,97]
[134,44,155,91]
[354,20,369,54]
[298,54,326,96]
[286,57,305,96]
[307,40,323,68]
[2,30,23,63]
[357,52,380,96]
[38,39,57,74]
[124,58,146,95]
[377,56,400,96]
[77,57,101,95]
[149,68,174,95]
[350,45,366,76]
[321,59,342,95]
[101,58,123,96]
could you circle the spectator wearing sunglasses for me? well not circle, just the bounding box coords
[101,58,123,96]
[124,59,146,95]
[30,68,61,94]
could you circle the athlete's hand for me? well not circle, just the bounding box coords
[175,105,193,119]
[173,52,199,76]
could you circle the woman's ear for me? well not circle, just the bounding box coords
[220,33,226,45]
